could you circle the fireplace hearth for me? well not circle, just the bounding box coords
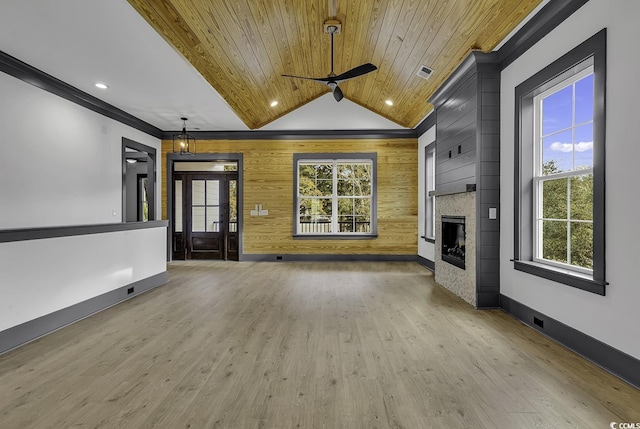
[441,216,466,269]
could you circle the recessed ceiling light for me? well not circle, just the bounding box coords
[95,83,108,89]
[270,100,278,107]
[385,99,394,106]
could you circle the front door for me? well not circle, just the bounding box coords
[172,173,238,260]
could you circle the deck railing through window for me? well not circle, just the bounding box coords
[298,221,370,234]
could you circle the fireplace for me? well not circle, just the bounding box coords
[441,216,466,269]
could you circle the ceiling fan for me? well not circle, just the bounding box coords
[281,24,377,102]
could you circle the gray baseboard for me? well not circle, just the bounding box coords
[500,294,640,389]
[416,255,435,271]
[476,292,500,309]
[0,271,168,355]
[241,254,417,262]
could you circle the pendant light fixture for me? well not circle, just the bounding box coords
[173,117,196,155]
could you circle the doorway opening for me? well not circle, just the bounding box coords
[167,156,243,261]
[122,138,156,222]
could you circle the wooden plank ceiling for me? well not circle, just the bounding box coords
[127,0,543,130]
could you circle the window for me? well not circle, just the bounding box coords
[425,144,436,240]
[533,67,594,273]
[514,30,606,294]
[294,153,377,237]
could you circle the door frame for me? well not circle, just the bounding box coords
[166,153,243,261]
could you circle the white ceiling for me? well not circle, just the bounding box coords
[0,0,408,132]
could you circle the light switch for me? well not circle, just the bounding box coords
[489,207,497,219]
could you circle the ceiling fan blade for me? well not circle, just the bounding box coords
[281,73,327,82]
[332,84,344,102]
[334,63,377,82]
[283,64,377,84]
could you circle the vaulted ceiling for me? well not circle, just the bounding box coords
[126,0,543,130]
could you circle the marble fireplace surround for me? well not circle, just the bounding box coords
[434,191,476,307]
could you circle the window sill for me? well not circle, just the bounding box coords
[293,234,378,240]
[513,260,606,295]
[420,235,435,244]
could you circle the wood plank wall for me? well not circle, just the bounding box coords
[434,66,478,194]
[476,67,501,307]
[161,139,418,255]
[429,51,502,307]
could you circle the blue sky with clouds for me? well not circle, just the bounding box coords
[541,74,594,173]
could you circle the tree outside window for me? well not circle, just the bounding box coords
[534,68,594,273]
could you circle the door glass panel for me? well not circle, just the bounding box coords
[192,180,205,205]
[229,180,237,233]
[206,180,220,205]
[175,180,183,232]
[206,207,220,232]
[175,161,238,172]
[192,207,206,232]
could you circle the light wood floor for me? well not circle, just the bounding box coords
[0,261,638,428]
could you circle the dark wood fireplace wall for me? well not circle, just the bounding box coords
[428,51,501,308]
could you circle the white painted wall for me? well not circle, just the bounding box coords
[261,93,406,130]
[0,72,161,229]
[0,71,166,333]
[0,227,166,332]
[500,0,640,359]
[418,125,436,262]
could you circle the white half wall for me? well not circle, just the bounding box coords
[0,227,167,332]
[0,72,161,229]
[418,125,436,262]
[500,0,640,359]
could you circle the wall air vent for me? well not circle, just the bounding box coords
[417,65,434,80]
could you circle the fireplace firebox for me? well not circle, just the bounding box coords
[441,216,465,269]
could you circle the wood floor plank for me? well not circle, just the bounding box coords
[0,261,638,428]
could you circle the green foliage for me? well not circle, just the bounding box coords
[540,161,593,269]
[298,162,371,232]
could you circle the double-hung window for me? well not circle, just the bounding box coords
[514,29,606,294]
[533,67,594,273]
[294,153,377,237]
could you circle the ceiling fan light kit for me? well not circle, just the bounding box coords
[282,20,377,102]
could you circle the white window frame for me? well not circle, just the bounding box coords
[293,153,377,238]
[532,67,594,275]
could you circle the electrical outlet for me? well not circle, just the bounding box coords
[127,287,134,295]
